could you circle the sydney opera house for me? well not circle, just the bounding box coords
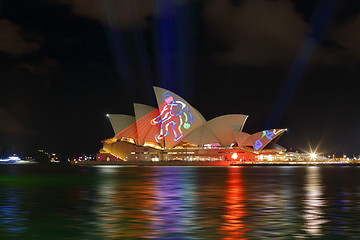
[96,87,287,164]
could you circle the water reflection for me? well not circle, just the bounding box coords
[220,167,247,240]
[301,167,327,237]
[89,167,154,239]
[1,166,360,239]
[332,184,348,236]
[0,187,26,237]
[148,167,198,239]
[324,167,359,237]
[244,167,300,239]
[87,167,200,239]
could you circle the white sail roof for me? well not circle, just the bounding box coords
[206,114,248,147]
[183,125,220,146]
[105,87,287,152]
[233,131,252,147]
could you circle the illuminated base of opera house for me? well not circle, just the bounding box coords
[95,87,287,166]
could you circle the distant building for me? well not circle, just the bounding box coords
[97,87,286,162]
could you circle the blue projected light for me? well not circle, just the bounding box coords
[152,93,193,143]
[261,130,275,140]
[254,140,263,150]
[254,129,284,150]
[265,130,275,140]
[264,0,338,129]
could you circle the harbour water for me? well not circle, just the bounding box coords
[0,165,359,239]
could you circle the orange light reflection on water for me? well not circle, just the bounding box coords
[220,167,248,240]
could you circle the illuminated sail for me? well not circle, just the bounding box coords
[108,114,138,144]
[153,86,205,148]
[251,129,286,151]
[133,103,164,147]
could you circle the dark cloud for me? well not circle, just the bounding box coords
[202,0,360,67]
[331,13,360,61]
[16,57,59,76]
[0,19,40,55]
[43,0,360,68]
[0,108,33,135]
[203,0,308,66]
[51,0,153,29]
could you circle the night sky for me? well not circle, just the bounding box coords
[1,0,360,155]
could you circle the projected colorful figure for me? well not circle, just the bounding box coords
[254,129,283,150]
[151,93,193,142]
[262,130,275,140]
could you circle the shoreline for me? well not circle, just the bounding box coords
[71,160,360,167]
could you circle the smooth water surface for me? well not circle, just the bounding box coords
[0,165,359,239]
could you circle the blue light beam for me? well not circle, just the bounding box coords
[264,0,338,129]
[102,1,135,101]
[127,0,156,105]
[153,0,195,101]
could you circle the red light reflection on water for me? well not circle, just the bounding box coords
[219,167,248,240]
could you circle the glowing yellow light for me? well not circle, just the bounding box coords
[310,152,317,160]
